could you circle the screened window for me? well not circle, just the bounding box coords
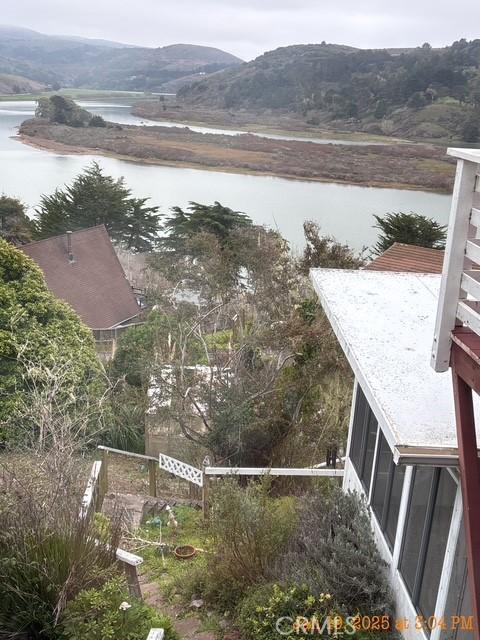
[400,468,456,620]
[349,385,378,492]
[371,430,405,549]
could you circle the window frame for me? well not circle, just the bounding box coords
[349,385,378,492]
[371,430,405,550]
[399,467,457,618]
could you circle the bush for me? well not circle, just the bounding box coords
[237,583,392,640]
[61,577,178,640]
[202,479,296,608]
[0,472,120,638]
[89,115,107,127]
[272,488,393,617]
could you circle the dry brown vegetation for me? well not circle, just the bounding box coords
[19,118,455,192]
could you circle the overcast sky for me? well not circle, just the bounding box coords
[2,0,479,60]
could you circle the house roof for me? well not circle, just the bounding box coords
[365,243,444,274]
[21,226,140,330]
[310,268,480,465]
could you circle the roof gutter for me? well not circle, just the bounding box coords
[393,446,460,467]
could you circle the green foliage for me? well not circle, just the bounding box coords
[0,194,34,244]
[237,584,390,640]
[298,220,364,274]
[0,239,102,443]
[36,95,91,127]
[60,577,178,640]
[161,201,252,252]
[34,162,160,252]
[273,488,393,617]
[137,506,209,602]
[202,479,296,608]
[104,384,148,452]
[373,211,447,255]
[110,311,178,388]
[462,118,479,142]
[180,38,480,141]
[89,114,107,127]
[0,481,120,638]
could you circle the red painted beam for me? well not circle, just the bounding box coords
[451,361,480,638]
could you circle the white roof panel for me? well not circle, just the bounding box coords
[310,269,480,459]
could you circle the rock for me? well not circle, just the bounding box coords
[190,598,204,609]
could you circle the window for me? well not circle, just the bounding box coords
[371,430,405,549]
[441,521,473,640]
[400,467,457,620]
[349,385,378,492]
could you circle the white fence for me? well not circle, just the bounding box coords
[159,453,203,487]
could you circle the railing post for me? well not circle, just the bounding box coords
[124,562,142,599]
[202,455,210,520]
[148,459,157,497]
[100,448,109,495]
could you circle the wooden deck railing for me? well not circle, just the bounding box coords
[432,148,480,372]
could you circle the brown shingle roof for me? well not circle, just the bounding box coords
[365,242,445,274]
[21,226,140,329]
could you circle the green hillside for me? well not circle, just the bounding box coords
[178,40,480,142]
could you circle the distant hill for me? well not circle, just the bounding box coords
[0,72,45,94]
[178,40,480,142]
[0,25,242,92]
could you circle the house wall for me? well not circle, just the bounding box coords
[344,380,466,640]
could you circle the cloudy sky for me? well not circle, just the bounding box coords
[2,0,479,60]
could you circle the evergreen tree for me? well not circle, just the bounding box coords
[34,162,160,251]
[0,196,34,245]
[161,201,252,252]
[373,212,447,255]
[0,239,103,442]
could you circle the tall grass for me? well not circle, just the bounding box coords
[0,458,121,639]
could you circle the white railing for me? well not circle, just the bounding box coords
[432,148,480,372]
[204,466,344,477]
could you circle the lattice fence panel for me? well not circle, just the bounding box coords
[159,453,203,487]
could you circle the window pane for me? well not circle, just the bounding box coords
[350,385,367,474]
[372,431,391,522]
[385,463,405,548]
[442,520,473,640]
[418,469,457,619]
[400,467,435,596]
[361,409,378,492]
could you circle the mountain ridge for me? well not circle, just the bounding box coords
[177,39,480,142]
[0,25,243,93]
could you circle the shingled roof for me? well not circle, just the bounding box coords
[21,226,140,330]
[365,242,444,274]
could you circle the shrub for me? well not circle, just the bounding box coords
[89,115,107,127]
[237,583,392,640]
[202,478,296,608]
[272,488,393,617]
[60,577,178,640]
[0,471,121,638]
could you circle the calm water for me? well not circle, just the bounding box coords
[0,100,451,250]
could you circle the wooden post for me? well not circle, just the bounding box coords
[202,455,210,520]
[100,449,109,495]
[148,459,157,497]
[451,352,480,640]
[123,562,142,599]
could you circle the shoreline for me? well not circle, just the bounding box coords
[17,133,450,193]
